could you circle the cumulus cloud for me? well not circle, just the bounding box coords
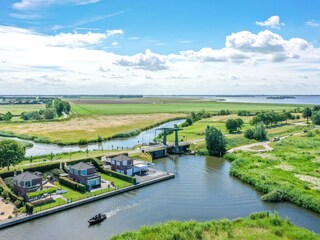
[13,0,101,10]
[225,30,309,61]
[0,25,320,95]
[256,16,285,29]
[115,49,168,71]
[48,29,123,47]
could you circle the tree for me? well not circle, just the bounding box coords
[0,140,25,170]
[313,105,320,112]
[303,107,312,123]
[312,111,320,125]
[226,118,244,133]
[205,126,227,157]
[244,122,267,141]
[43,108,56,119]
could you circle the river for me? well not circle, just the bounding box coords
[0,155,319,240]
[0,119,185,157]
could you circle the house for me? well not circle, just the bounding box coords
[69,162,101,190]
[111,155,134,176]
[13,171,43,198]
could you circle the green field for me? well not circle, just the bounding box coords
[71,102,302,115]
[166,114,306,150]
[226,132,320,213]
[0,104,45,115]
[111,212,319,240]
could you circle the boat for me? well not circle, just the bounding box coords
[88,213,107,225]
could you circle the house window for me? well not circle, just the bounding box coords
[69,168,73,174]
[81,170,87,176]
[24,181,31,187]
[116,161,120,166]
[123,160,127,166]
[75,170,78,175]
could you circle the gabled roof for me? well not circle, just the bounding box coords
[13,171,42,182]
[111,154,132,162]
[70,161,95,171]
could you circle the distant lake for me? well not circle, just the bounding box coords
[151,95,320,105]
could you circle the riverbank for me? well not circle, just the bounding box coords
[111,212,319,240]
[0,170,174,230]
[225,131,320,214]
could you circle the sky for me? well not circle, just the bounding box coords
[0,0,320,95]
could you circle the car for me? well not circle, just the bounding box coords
[273,137,280,142]
[303,130,308,133]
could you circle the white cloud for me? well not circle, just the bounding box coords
[13,0,102,10]
[0,25,320,95]
[256,16,285,29]
[115,49,168,71]
[48,29,123,47]
[306,20,320,27]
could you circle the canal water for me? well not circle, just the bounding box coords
[0,119,185,157]
[0,155,319,240]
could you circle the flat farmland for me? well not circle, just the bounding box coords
[71,101,302,115]
[0,113,184,144]
[0,104,45,115]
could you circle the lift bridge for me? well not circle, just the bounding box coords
[155,127,189,154]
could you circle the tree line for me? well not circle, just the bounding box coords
[21,98,71,121]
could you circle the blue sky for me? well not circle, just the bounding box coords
[0,0,320,94]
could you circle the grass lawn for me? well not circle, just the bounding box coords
[111,212,319,240]
[33,198,67,213]
[226,132,320,213]
[0,104,45,115]
[71,102,301,115]
[0,113,184,144]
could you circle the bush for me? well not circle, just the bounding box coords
[261,189,287,202]
[26,202,34,214]
[244,122,267,141]
[59,176,86,193]
[78,139,88,145]
[14,199,23,208]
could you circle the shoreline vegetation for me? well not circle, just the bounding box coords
[111,212,320,240]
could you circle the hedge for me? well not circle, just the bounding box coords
[59,176,86,193]
[27,187,58,199]
[0,162,60,178]
[90,157,137,184]
[26,202,34,214]
[0,176,23,205]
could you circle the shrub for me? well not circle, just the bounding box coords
[78,139,88,145]
[261,189,287,202]
[25,202,34,214]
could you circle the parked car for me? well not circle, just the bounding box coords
[273,137,280,142]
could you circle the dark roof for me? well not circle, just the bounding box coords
[111,154,132,162]
[70,162,95,171]
[14,171,42,182]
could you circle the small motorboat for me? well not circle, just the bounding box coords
[88,213,107,225]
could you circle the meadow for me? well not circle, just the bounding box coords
[166,114,306,150]
[0,104,45,115]
[111,212,319,240]
[225,132,320,213]
[0,113,184,144]
[71,101,301,115]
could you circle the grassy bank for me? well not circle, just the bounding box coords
[225,132,320,213]
[111,212,319,240]
[0,114,185,145]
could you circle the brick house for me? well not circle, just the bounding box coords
[13,171,43,198]
[111,155,134,176]
[69,162,101,190]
